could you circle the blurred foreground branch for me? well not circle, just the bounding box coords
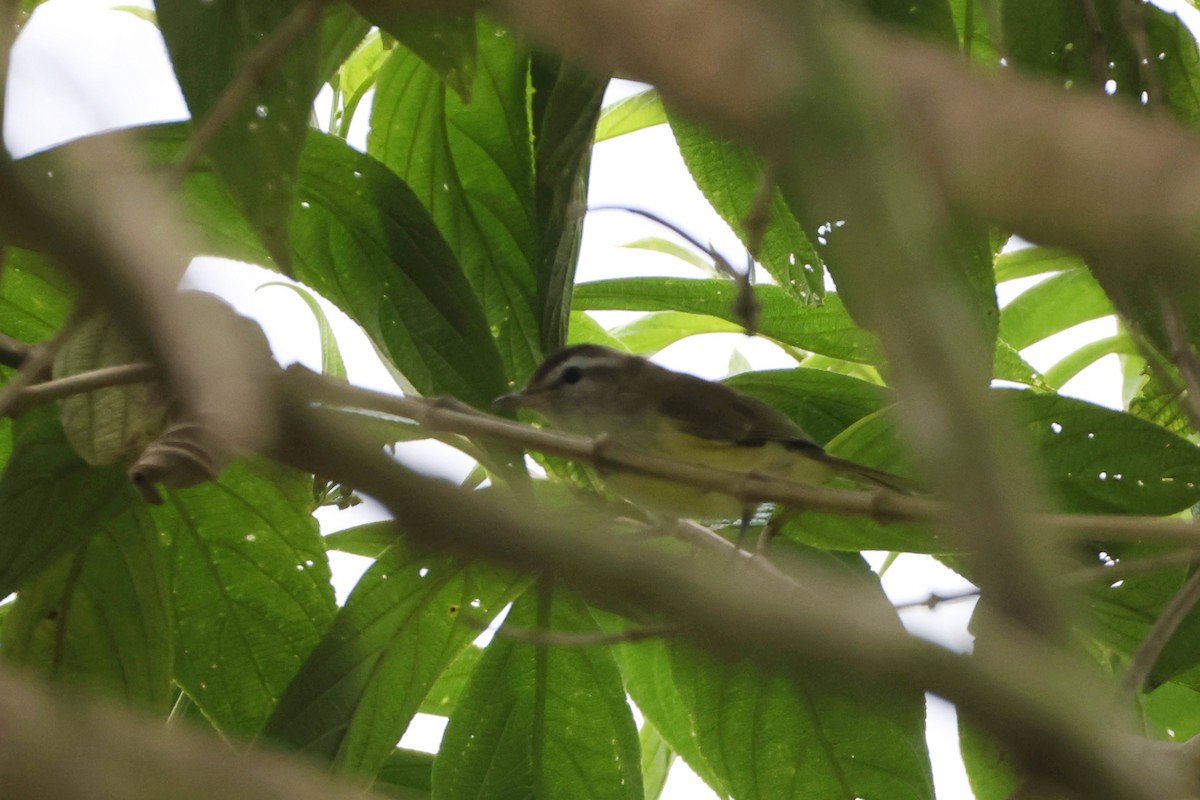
[0,666,403,800]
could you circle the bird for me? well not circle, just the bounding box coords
[495,344,911,525]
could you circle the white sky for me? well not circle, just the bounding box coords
[12,2,1195,797]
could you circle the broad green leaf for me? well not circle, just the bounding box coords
[1143,680,1200,742]
[994,338,1051,390]
[723,368,890,446]
[667,552,933,800]
[316,6,372,88]
[323,520,396,559]
[369,17,541,382]
[332,29,390,138]
[420,640,485,716]
[949,0,1001,64]
[994,246,1083,283]
[433,588,643,800]
[999,267,1114,350]
[259,283,347,379]
[0,406,132,597]
[595,88,667,143]
[1129,363,1193,437]
[566,310,630,350]
[350,1,476,102]
[0,498,172,711]
[606,631,727,795]
[639,721,674,800]
[1007,389,1200,514]
[621,236,721,277]
[1002,0,1200,122]
[608,311,742,356]
[52,311,168,467]
[264,541,525,777]
[959,719,1018,800]
[376,748,435,797]
[531,54,606,354]
[157,0,319,271]
[668,113,824,303]
[292,131,507,409]
[864,0,957,40]
[0,248,73,343]
[155,460,334,737]
[574,279,880,364]
[1043,334,1138,389]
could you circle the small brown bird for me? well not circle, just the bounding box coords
[497,344,909,521]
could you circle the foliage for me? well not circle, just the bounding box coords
[5,1,1200,799]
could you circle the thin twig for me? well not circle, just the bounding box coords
[1064,548,1200,586]
[0,309,83,418]
[892,589,980,611]
[0,332,28,369]
[1078,0,1110,88]
[3,362,158,417]
[168,0,329,186]
[1121,566,1200,696]
[466,616,678,647]
[589,205,760,333]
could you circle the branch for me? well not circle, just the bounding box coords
[0,666,408,800]
[285,367,1200,546]
[3,361,158,416]
[269,392,1193,800]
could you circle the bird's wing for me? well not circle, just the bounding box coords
[657,377,822,450]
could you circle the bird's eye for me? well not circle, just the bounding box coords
[561,365,584,385]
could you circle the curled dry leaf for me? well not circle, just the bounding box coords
[54,293,275,504]
[53,310,170,467]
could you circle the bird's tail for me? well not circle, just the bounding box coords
[817,453,919,494]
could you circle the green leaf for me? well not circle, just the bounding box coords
[605,628,727,794]
[157,0,320,271]
[323,520,396,559]
[1001,0,1200,123]
[259,283,347,380]
[607,310,742,356]
[621,236,721,277]
[531,54,606,354]
[722,368,890,446]
[668,113,825,303]
[994,246,1084,283]
[420,640,485,716]
[112,5,156,25]
[349,1,476,102]
[264,541,525,777]
[574,279,880,364]
[292,131,507,408]
[959,718,1019,800]
[376,748,435,797]
[316,6,372,88]
[1006,389,1200,515]
[154,460,335,737]
[432,588,643,800]
[639,721,674,800]
[0,248,73,343]
[332,30,390,138]
[595,88,668,143]
[0,406,133,598]
[566,311,630,350]
[0,499,172,711]
[999,267,1114,350]
[864,0,957,40]
[1043,334,1138,389]
[994,338,1052,390]
[369,17,541,382]
[949,0,1001,64]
